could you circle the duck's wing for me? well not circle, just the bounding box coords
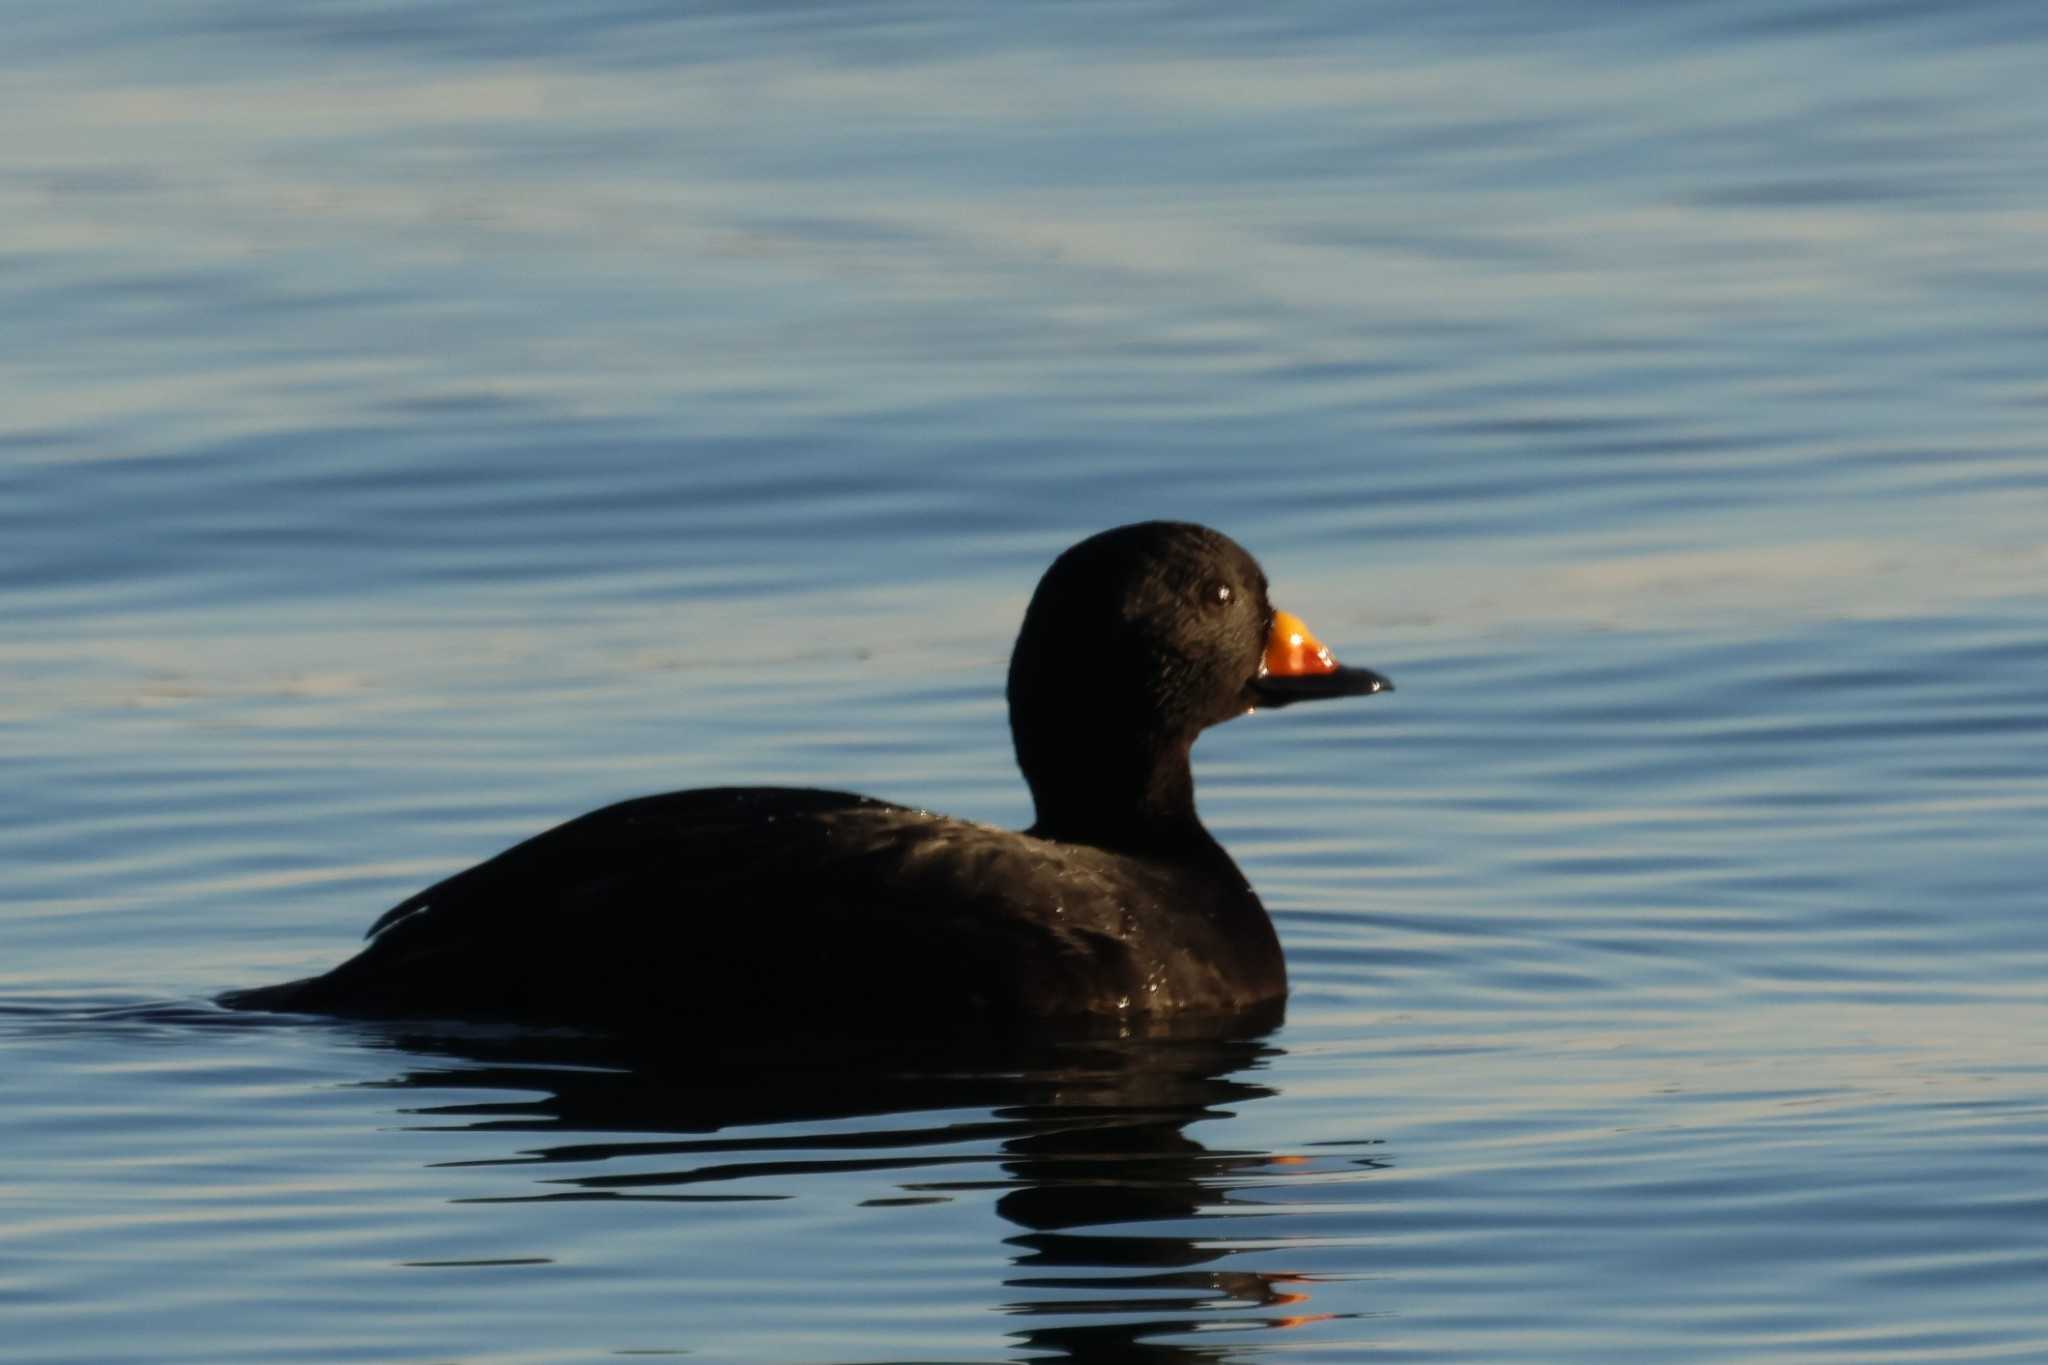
[363,786,884,942]
[277,789,903,1012]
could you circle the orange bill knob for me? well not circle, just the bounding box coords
[1263,609,1339,676]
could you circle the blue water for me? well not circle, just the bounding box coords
[6,2,2048,1360]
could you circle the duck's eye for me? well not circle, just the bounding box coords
[1205,583,1233,610]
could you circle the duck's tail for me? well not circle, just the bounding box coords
[217,976,332,1014]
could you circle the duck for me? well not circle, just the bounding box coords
[219,522,1391,1037]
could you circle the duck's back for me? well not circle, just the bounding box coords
[224,787,1286,1034]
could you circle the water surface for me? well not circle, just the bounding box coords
[5,2,2047,1360]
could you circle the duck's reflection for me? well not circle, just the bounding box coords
[347,1008,1359,1362]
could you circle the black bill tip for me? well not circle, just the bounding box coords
[1248,666,1394,710]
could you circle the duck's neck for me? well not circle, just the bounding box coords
[1021,730,1235,866]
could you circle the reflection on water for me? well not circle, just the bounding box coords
[94,1004,1349,1361]
[388,1023,1324,1363]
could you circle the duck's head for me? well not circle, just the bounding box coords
[1006,522,1391,838]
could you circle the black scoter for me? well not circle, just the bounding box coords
[220,522,1391,1035]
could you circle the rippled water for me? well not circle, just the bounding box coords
[6,2,2048,1361]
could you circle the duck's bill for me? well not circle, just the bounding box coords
[1248,608,1394,709]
